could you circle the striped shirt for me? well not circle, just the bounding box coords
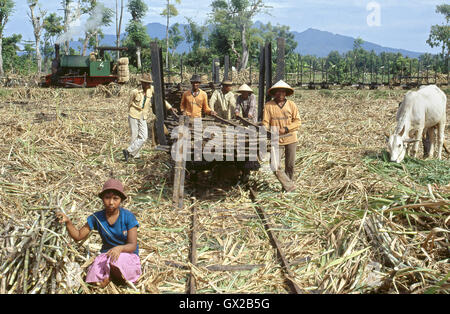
[235,94,257,123]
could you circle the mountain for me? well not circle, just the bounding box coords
[68,22,425,58]
[291,28,423,58]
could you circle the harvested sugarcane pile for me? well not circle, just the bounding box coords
[9,87,72,101]
[164,114,273,163]
[0,208,89,294]
[228,69,259,86]
[0,74,41,88]
[436,73,450,85]
[361,191,449,293]
[93,82,125,98]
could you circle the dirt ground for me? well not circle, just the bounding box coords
[0,85,448,294]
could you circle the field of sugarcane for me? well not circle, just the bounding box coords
[0,83,448,294]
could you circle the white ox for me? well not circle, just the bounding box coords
[387,85,447,163]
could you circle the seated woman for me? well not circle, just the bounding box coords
[56,179,141,288]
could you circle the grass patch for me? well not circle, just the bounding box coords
[0,88,12,99]
[364,151,450,186]
[318,89,334,98]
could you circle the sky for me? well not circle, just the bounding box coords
[6,0,448,54]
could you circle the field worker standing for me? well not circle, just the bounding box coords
[210,80,236,120]
[123,74,176,162]
[263,80,301,192]
[181,74,217,118]
[56,179,141,288]
[235,84,257,123]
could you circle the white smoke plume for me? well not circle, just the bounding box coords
[56,1,82,45]
[85,3,109,33]
[56,2,108,45]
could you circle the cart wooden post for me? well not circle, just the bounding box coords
[275,37,285,82]
[212,58,220,84]
[172,115,188,210]
[264,41,273,104]
[224,55,230,81]
[258,45,266,122]
[150,42,168,146]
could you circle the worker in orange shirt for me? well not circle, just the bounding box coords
[180,74,217,118]
[263,80,301,192]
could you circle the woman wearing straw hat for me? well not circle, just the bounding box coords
[123,74,176,162]
[180,74,217,118]
[210,80,236,120]
[263,80,301,192]
[235,84,257,123]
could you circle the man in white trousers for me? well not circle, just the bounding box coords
[123,74,176,161]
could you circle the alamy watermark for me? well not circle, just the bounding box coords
[170,118,282,171]
[367,1,381,27]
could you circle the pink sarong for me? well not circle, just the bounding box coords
[85,253,141,283]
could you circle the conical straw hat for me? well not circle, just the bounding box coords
[268,80,294,96]
[237,84,254,94]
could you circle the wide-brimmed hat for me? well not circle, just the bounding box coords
[98,179,127,200]
[237,84,254,94]
[268,80,294,96]
[221,80,234,86]
[190,74,202,83]
[140,74,153,84]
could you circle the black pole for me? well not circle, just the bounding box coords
[150,42,168,146]
[224,55,230,81]
[258,45,266,122]
[265,42,273,104]
[275,37,286,82]
[159,47,166,118]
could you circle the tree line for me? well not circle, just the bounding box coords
[0,1,448,78]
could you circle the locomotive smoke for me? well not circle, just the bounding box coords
[57,2,108,46]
